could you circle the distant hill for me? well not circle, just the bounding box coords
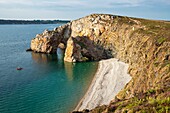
[0,19,70,24]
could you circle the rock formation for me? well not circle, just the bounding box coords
[30,14,115,61]
[30,23,71,53]
[29,14,170,112]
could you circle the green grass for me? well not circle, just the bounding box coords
[157,37,167,45]
[147,89,156,95]
[104,88,170,113]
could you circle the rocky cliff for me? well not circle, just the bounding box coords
[29,14,170,112]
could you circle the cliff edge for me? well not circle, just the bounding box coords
[29,14,170,112]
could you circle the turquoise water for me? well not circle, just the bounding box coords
[0,24,98,113]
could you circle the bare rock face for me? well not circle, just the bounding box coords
[64,36,105,62]
[30,23,71,53]
[31,30,60,53]
[64,14,115,61]
[30,14,114,61]
[64,37,83,62]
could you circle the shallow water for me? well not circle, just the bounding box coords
[0,24,98,113]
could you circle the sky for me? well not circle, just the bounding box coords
[0,0,170,20]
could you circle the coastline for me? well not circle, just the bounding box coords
[75,58,132,111]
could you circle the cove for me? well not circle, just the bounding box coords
[0,24,98,113]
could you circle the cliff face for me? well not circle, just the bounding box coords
[31,14,116,61]
[29,14,170,112]
[30,23,71,53]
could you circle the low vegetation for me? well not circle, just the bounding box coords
[75,87,170,113]
[0,19,70,24]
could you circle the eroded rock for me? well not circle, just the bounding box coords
[64,37,83,62]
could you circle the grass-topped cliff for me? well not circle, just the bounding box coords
[28,14,170,112]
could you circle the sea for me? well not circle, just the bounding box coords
[0,24,98,113]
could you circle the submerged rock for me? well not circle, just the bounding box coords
[26,48,32,52]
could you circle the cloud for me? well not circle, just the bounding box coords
[1,0,169,10]
[0,0,87,11]
[0,0,144,8]
[0,0,84,7]
[0,0,170,20]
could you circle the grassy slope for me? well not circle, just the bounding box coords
[96,17,170,113]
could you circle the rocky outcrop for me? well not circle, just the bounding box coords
[29,14,170,112]
[30,14,115,61]
[31,30,59,53]
[30,23,71,53]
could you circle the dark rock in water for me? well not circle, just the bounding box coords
[26,48,32,52]
[72,109,89,113]
[72,111,83,113]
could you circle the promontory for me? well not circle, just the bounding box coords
[28,14,170,112]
